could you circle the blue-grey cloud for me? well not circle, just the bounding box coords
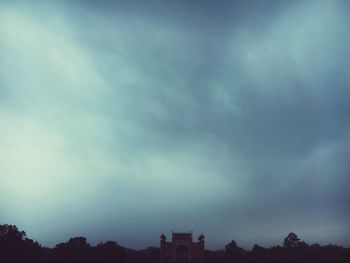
[0,0,349,249]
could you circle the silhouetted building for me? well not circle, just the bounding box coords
[160,231,204,263]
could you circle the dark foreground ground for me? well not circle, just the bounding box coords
[1,224,349,263]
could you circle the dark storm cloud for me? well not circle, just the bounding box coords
[0,0,349,249]
[95,0,350,246]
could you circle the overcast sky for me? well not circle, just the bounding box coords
[0,0,349,249]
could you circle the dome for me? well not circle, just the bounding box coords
[198,233,205,241]
[160,233,166,241]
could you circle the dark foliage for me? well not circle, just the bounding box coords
[0,224,42,263]
[0,225,349,263]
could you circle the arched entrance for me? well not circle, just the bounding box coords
[175,244,189,263]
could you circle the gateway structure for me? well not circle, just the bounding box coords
[160,231,204,263]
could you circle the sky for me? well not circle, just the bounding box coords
[0,0,350,249]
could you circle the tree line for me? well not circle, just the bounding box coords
[1,224,349,263]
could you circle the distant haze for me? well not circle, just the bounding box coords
[0,0,349,249]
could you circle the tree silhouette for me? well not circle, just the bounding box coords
[96,241,126,263]
[283,232,302,248]
[1,223,350,263]
[0,224,42,263]
[225,240,245,262]
[0,224,26,241]
[52,236,92,263]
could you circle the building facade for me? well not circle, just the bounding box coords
[160,231,204,263]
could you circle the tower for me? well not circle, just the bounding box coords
[160,231,205,263]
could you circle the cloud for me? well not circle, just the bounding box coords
[0,0,349,248]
